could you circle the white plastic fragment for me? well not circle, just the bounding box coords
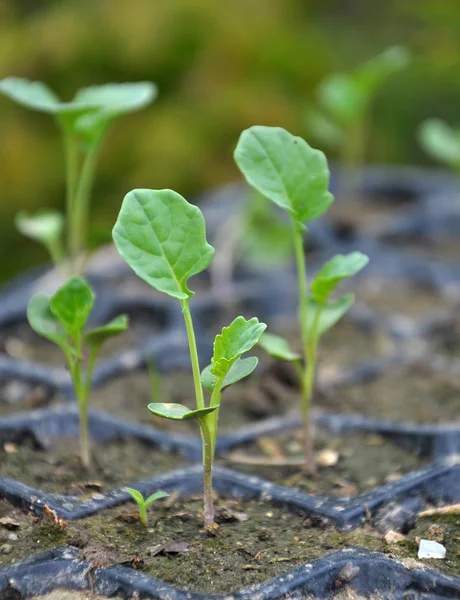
[418,539,446,559]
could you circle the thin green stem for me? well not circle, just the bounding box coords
[45,237,65,271]
[180,298,205,410]
[139,503,147,527]
[62,132,80,273]
[291,221,309,362]
[69,333,90,469]
[199,417,215,527]
[208,374,225,456]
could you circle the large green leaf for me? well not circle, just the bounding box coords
[113,189,215,300]
[50,277,94,337]
[147,403,218,421]
[15,211,63,246]
[258,332,300,362]
[201,356,259,393]
[306,294,355,340]
[310,252,369,304]
[84,315,129,351]
[211,316,266,378]
[234,126,334,226]
[27,294,67,347]
[418,119,460,170]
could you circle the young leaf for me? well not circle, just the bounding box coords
[318,74,366,126]
[0,78,62,113]
[27,294,67,347]
[306,294,355,339]
[201,356,259,392]
[73,82,157,117]
[418,119,460,170]
[50,277,95,337]
[15,211,63,246]
[310,252,369,304]
[144,491,169,508]
[234,126,334,226]
[258,332,301,362]
[126,487,144,505]
[113,189,215,300]
[147,403,218,421]
[84,315,129,350]
[211,316,266,378]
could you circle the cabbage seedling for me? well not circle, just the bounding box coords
[418,119,460,173]
[126,488,169,527]
[27,276,128,468]
[235,126,369,470]
[113,189,266,526]
[306,46,409,180]
[0,78,157,272]
[15,211,64,268]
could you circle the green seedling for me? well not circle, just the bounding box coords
[235,125,369,470]
[418,119,460,173]
[113,189,266,526]
[306,46,410,180]
[15,210,65,268]
[126,488,169,527]
[27,276,128,468]
[0,77,157,272]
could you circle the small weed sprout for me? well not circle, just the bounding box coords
[306,46,409,182]
[113,189,266,526]
[235,126,369,470]
[126,488,169,527]
[27,276,128,468]
[0,78,157,272]
[418,119,460,174]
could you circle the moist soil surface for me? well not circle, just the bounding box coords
[0,496,457,595]
[0,436,186,495]
[222,428,426,497]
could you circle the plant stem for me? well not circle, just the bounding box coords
[180,298,205,410]
[208,375,225,455]
[62,132,80,273]
[139,504,147,527]
[72,333,91,469]
[199,417,215,527]
[45,237,65,270]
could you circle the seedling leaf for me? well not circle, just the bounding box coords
[113,189,215,300]
[73,82,157,116]
[211,316,266,377]
[50,276,94,337]
[15,211,63,245]
[145,491,169,507]
[84,315,129,350]
[0,78,61,113]
[258,332,301,362]
[27,294,67,347]
[148,403,218,421]
[234,126,334,225]
[418,119,460,170]
[201,356,259,392]
[126,487,144,504]
[306,293,355,339]
[310,252,369,304]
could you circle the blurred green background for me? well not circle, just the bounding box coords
[0,0,459,281]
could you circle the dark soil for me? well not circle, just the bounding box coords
[222,428,425,497]
[0,494,457,595]
[322,363,460,423]
[0,436,186,495]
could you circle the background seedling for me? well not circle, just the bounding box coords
[27,276,128,468]
[126,488,169,527]
[0,77,157,272]
[418,119,460,173]
[305,46,410,187]
[235,126,368,470]
[113,188,266,526]
[15,211,64,269]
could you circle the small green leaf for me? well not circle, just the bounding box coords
[73,82,157,116]
[211,317,266,378]
[147,403,218,421]
[310,252,369,304]
[113,189,215,300]
[234,126,334,226]
[15,211,64,246]
[50,277,94,337]
[144,491,169,508]
[258,332,300,362]
[305,107,344,148]
[318,74,366,126]
[0,78,61,113]
[126,487,144,506]
[418,119,460,170]
[356,46,410,93]
[306,294,355,339]
[201,356,259,392]
[84,315,129,351]
[27,294,67,347]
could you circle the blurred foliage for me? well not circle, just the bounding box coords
[0,0,459,280]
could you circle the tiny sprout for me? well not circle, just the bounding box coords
[0,77,157,272]
[113,189,266,526]
[235,126,369,470]
[126,488,169,527]
[27,276,128,468]
[418,119,460,173]
[15,210,64,268]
